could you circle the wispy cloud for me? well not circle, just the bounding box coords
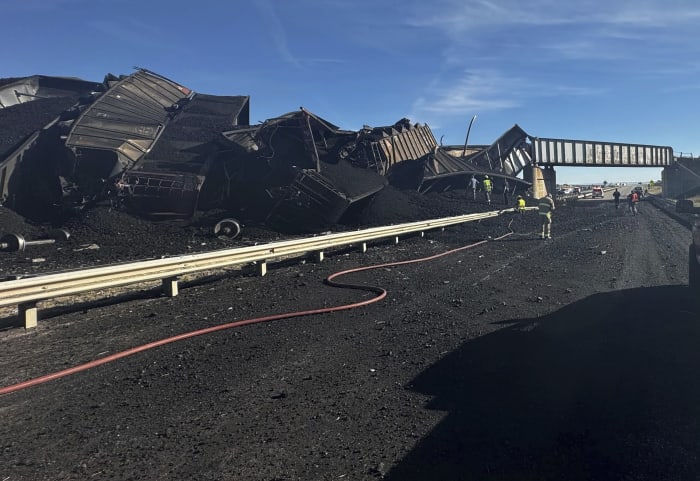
[411,69,521,118]
[407,0,700,31]
[539,40,628,61]
[400,0,699,124]
[410,67,605,124]
[254,0,302,68]
[405,0,700,63]
[605,2,700,27]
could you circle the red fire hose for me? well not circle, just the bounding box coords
[0,232,512,396]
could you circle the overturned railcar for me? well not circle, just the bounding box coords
[0,68,532,234]
[64,69,244,219]
[220,109,387,232]
[0,76,100,218]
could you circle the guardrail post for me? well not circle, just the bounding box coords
[361,242,367,253]
[162,276,179,297]
[256,260,267,277]
[394,236,399,244]
[420,231,425,238]
[19,302,38,329]
[315,251,324,262]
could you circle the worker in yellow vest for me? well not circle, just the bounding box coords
[538,193,555,239]
[516,195,526,214]
[482,175,493,205]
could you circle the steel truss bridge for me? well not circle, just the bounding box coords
[531,137,673,167]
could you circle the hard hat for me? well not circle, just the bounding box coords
[484,175,489,178]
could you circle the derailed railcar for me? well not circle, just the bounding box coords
[219,109,387,232]
[0,67,531,234]
[63,70,234,218]
[0,77,99,218]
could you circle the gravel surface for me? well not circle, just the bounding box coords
[1,196,699,481]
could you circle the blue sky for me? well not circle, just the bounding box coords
[3,0,699,184]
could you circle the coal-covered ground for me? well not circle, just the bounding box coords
[0,186,505,277]
[1,194,700,481]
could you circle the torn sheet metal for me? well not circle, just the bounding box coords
[65,69,195,172]
[465,124,531,176]
[0,75,97,109]
[368,120,437,175]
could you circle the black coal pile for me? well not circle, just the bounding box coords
[354,185,496,226]
[0,185,529,278]
[0,205,39,237]
[0,97,79,160]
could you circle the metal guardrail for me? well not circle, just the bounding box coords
[1,208,531,329]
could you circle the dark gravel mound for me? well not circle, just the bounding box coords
[0,206,40,237]
[356,185,509,226]
[319,159,387,200]
[0,96,79,158]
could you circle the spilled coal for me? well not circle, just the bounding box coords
[0,186,522,277]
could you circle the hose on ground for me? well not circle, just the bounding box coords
[0,231,512,396]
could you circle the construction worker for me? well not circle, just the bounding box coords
[503,179,511,205]
[516,195,526,214]
[538,193,555,239]
[468,175,479,200]
[630,190,639,215]
[483,175,493,205]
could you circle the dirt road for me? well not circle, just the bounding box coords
[1,198,698,481]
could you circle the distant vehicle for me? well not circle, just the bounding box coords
[591,186,604,198]
[573,187,581,194]
[632,186,645,199]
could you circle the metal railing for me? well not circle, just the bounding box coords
[1,208,530,328]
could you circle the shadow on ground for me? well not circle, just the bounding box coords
[386,286,700,481]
